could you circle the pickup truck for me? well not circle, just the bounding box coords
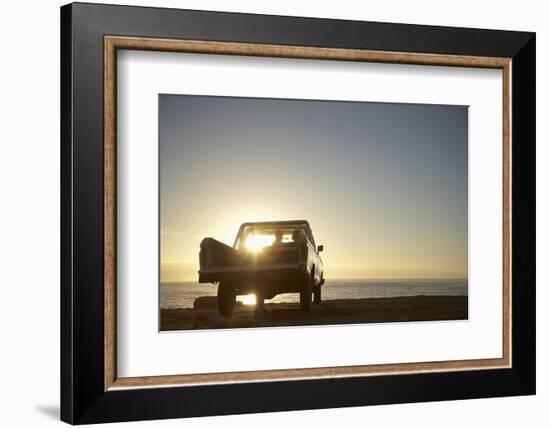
[198,220,325,317]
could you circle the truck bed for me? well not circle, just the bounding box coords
[198,238,304,283]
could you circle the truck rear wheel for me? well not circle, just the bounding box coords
[255,291,265,313]
[300,271,313,311]
[218,282,236,318]
[313,279,322,305]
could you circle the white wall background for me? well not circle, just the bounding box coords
[0,0,546,426]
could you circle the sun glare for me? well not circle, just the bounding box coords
[245,234,274,252]
[239,294,257,305]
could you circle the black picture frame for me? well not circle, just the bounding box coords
[61,2,535,424]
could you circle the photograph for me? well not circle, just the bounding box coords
[159,94,469,331]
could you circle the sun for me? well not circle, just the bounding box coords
[239,294,257,305]
[244,234,274,252]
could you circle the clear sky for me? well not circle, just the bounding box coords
[159,94,468,282]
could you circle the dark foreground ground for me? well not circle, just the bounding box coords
[160,295,468,331]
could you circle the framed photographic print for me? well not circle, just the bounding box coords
[60,2,535,424]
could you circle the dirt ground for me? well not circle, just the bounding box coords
[160,295,468,331]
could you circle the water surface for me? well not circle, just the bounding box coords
[160,279,467,309]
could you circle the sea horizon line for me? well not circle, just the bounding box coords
[160,277,468,284]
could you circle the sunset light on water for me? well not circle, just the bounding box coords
[239,294,257,305]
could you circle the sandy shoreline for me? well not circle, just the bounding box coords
[160,295,468,331]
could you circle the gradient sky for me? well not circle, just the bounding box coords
[159,94,468,282]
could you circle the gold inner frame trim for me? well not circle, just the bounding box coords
[104,35,512,391]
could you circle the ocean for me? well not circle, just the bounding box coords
[160,279,468,310]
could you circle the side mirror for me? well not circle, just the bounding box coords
[317,245,324,252]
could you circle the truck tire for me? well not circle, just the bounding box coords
[255,291,265,313]
[313,277,322,305]
[300,271,313,311]
[218,282,236,318]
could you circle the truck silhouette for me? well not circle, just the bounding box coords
[198,220,324,317]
